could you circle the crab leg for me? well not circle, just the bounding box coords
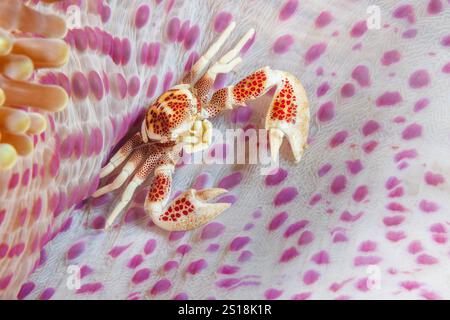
[204,67,309,163]
[182,21,236,84]
[193,27,255,104]
[93,144,147,197]
[104,152,162,229]
[98,133,143,178]
[145,156,231,231]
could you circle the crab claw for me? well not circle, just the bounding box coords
[265,71,309,164]
[146,188,231,231]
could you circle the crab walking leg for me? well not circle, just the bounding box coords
[93,147,147,197]
[194,28,255,104]
[145,158,231,231]
[204,67,309,163]
[182,21,236,84]
[104,152,161,229]
[98,133,143,178]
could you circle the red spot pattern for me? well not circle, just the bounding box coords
[232,70,267,104]
[148,174,171,202]
[161,196,194,222]
[146,90,193,136]
[270,79,297,123]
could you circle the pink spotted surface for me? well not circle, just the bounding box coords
[1,0,450,300]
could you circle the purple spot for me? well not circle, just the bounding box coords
[305,42,327,65]
[402,123,422,140]
[150,279,171,295]
[144,239,157,255]
[176,244,191,255]
[265,288,283,300]
[409,69,430,88]
[218,265,240,275]
[350,20,367,37]
[376,91,402,107]
[184,25,200,50]
[265,168,288,186]
[341,83,355,98]
[132,268,151,284]
[318,163,332,177]
[425,171,445,186]
[303,270,320,285]
[441,34,450,47]
[173,293,189,300]
[101,5,111,23]
[419,200,439,213]
[316,82,330,97]
[193,173,210,190]
[218,172,243,189]
[67,241,85,260]
[414,98,429,112]
[279,247,299,263]
[315,11,333,28]
[39,288,55,300]
[427,0,442,15]
[273,35,294,54]
[178,20,190,42]
[354,256,382,266]
[442,62,450,73]
[164,260,179,272]
[167,17,180,42]
[146,75,158,98]
[88,71,104,101]
[417,254,438,265]
[241,31,256,54]
[214,11,232,32]
[201,222,225,240]
[381,50,401,66]
[187,259,208,275]
[169,231,186,242]
[331,175,347,194]
[279,0,298,21]
[163,71,173,91]
[121,38,131,65]
[312,250,330,264]
[284,220,308,238]
[229,236,250,251]
[393,5,416,24]
[346,160,363,175]
[135,5,150,29]
[76,282,103,294]
[184,51,199,71]
[273,187,298,206]
[383,215,405,227]
[298,230,314,246]
[147,42,160,66]
[394,149,417,162]
[362,120,380,136]
[108,244,131,258]
[128,75,140,97]
[317,101,335,122]
[71,72,89,99]
[352,65,371,87]
[353,186,368,202]
[268,211,289,231]
[128,254,144,269]
[329,130,348,148]
[402,28,417,38]
[17,282,35,300]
